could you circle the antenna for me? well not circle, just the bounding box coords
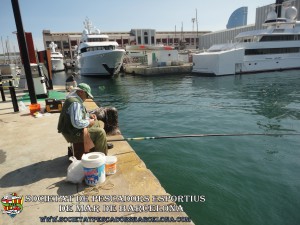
[83,17,93,34]
[196,8,199,37]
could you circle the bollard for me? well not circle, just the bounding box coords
[0,83,6,101]
[9,81,19,112]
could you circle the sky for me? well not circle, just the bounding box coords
[1,0,275,52]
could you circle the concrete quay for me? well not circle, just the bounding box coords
[0,86,194,225]
[124,64,192,76]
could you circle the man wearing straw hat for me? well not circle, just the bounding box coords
[58,83,107,157]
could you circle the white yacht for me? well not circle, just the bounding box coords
[76,18,125,76]
[49,42,65,72]
[192,1,300,76]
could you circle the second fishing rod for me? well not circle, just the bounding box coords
[107,132,300,142]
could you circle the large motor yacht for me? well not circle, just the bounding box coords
[76,18,125,76]
[192,0,300,76]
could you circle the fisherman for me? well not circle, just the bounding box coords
[57,83,108,156]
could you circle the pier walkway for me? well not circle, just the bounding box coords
[0,85,194,225]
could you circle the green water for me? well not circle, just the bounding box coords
[54,71,300,225]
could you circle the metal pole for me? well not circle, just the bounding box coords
[11,0,37,104]
[1,37,7,63]
[9,80,19,112]
[6,36,11,63]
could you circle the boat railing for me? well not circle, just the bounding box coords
[123,55,148,65]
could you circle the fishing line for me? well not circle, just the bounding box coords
[93,97,194,106]
[108,133,300,142]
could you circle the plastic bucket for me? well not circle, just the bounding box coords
[29,103,41,115]
[81,152,106,186]
[105,156,117,175]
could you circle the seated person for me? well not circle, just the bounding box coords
[65,74,77,92]
[57,83,107,156]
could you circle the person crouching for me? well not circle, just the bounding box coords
[57,83,107,156]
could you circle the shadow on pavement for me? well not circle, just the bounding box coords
[0,156,81,195]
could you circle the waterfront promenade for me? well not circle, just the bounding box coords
[0,85,194,225]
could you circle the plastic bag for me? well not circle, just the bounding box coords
[65,157,85,183]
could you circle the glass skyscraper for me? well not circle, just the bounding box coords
[226,7,248,29]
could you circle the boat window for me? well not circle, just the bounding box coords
[82,45,116,52]
[88,38,108,42]
[236,38,242,43]
[245,47,300,55]
[264,19,287,23]
[243,38,252,42]
[237,37,254,43]
[253,36,260,42]
[103,45,115,50]
[260,35,297,42]
[273,29,285,33]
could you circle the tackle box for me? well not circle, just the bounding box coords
[45,98,64,113]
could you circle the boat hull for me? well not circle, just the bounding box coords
[79,50,125,76]
[192,49,300,76]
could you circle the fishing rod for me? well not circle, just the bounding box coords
[108,133,300,142]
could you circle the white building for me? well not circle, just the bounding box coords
[43,29,208,60]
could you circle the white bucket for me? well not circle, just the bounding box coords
[81,152,106,186]
[105,156,117,175]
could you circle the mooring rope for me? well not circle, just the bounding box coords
[108,133,300,142]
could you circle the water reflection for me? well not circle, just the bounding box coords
[236,72,300,120]
[51,71,69,85]
[52,70,300,133]
[52,71,132,110]
[191,71,300,121]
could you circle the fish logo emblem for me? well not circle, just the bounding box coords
[1,193,23,218]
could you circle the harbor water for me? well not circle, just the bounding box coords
[53,70,300,225]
